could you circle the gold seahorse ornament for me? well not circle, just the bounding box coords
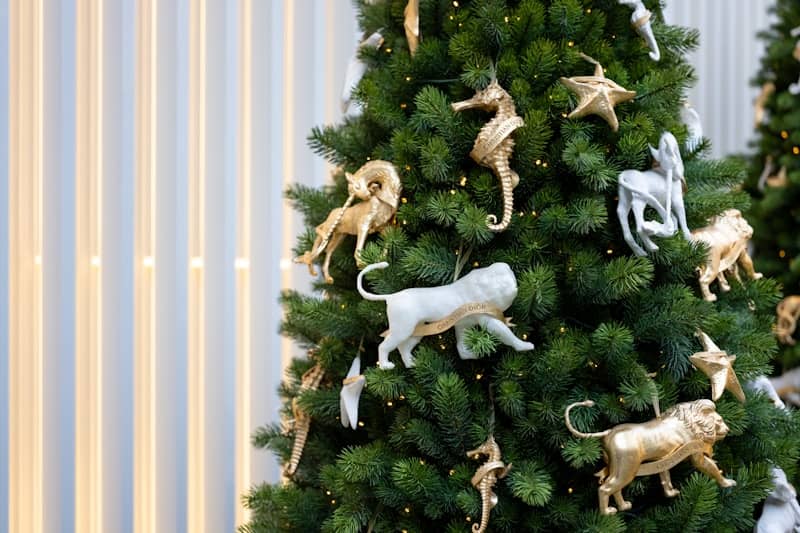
[284,363,325,477]
[467,435,512,533]
[452,81,524,232]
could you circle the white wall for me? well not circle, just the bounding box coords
[0,1,775,532]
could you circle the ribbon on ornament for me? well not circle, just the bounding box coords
[380,302,513,338]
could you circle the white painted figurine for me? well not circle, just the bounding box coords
[341,30,384,117]
[680,103,703,152]
[770,367,800,408]
[790,27,800,96]
[748,375,786,409]
[691,209,763,302]
[357,262,534,370]
[617,0,661,61]
[756,467,800,533]
[617,131,691,256]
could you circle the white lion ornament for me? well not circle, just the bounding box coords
[357,262,534,370]
[617,132,691,257]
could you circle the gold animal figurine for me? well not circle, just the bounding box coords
[284,364,325,477]
[565,399,735,516]
[776,295,800,345]
[467,435,512,533]
[452,80,524,232]
[294,160,401,283]
[691,209,763,302]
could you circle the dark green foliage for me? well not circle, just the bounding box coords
[745,0,800,368]
[242,1,800,532]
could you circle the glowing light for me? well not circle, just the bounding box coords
[90,256,101,267]
[279,258,293,270]
[780,250,787,258]
[34,255,42,266]
[357,421,365,427]
[235,257,250,270]
[781,130,789,139]
[143,256,154,268]
[190,256,203,269]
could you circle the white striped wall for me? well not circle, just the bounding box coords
[0,1,775,532]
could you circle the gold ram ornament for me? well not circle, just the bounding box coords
[451,80,524,232]
[565,399,735,516]
[294,160,402,284]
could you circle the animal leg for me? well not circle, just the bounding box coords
[397,336,422,368]
[739,252,763,280]
[671,192,692,240]
[322,233,345,284]
[612,491,632,512]
[691,453,736,488]
[455,323,477,360]
[617,197,647,257]
[354,212,377,269]
[660,471,679,497]
[632,200,660,252]
[377,332,406,370]
[479,316,534,352]
[598,485,615,515]
[716,272,731,292]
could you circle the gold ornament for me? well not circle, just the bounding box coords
[754,82,775,129]
[467,435,511,533]
[776,295,800,345]
[757,155,788,191]
[451,80,524,231]
[404,0,420,56]
[284,364,325,477]
[565,399,735,516]
[691,209,763,302]
[690,331,745,403]
[294,160,402,284]
[770,367,800,407]
[560,54,636,132]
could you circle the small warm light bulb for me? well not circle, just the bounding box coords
[235,257,250,270]
[781,130,789,139]
[34,255,42,265]
[386,401,394,407]
[568,487,574,494]
[91,256,101,267]
[143,256,154,268]
[793,146,800,155]
[190,256,203,269]
[780,250,787,258]
[568,41,574,47]
[475,373,483,380]
[357,421,365,427]
[404,507,411,514]
[279,258,292,270]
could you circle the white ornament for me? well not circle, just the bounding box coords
[341,30,384,116]
[340,355,366,429]
[357,262,534,370]
[756,467,800,533]
[770,367,800,408]
[691,209,763,302]
[680,103,703,152]
[617,131,691,256]
[617,0,661,61]
[747,375,786,409]
[790,27,800,95]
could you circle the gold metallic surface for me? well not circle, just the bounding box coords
[565,399,735,515]
[451,81,524,232]
[691,331,746,403]
[284,364,325,477]
[404,0,419,55]
[294,160,402,283]
[776,296,800,345]
[559,54,636,132]
[467,435,511,533]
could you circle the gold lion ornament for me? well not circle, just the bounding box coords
[294,160,401,284]
[776,295,800,345]
[565,399,735,515]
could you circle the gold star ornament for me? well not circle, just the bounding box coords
[689,331,746,403]
[560,54,637,132]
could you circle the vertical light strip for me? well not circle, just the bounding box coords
[235,0,252,525]
[0,0,9,525]
[134,0,156,531]
[280,0,295,371]
[187,0,206,530]
[9,0,44,532]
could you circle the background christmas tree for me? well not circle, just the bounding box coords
[745,0,800,368]
[242,1,800,531]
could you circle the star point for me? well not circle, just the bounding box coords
[560,55,636,132]
[689,350,746,403]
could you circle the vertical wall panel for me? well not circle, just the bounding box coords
[42,0,76,530]
[0,0,9,529]
[664,0,775,158]
[9,2,44,532]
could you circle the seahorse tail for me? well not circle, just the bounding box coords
[487,173,514,232]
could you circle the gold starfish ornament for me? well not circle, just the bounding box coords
[689,331,746,403]
[560,54,637,132]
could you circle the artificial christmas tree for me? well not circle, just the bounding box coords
[242,1,800,531]
[746,0,800,368]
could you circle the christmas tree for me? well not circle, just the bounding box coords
[242,1,800,531]
[746,0,800,368]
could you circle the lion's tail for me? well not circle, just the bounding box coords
[565,400,611,439]
[357,262,390,301]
